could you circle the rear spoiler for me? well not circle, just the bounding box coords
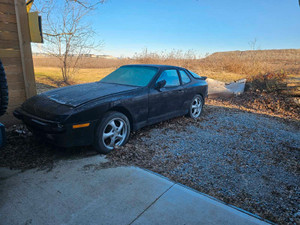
[186,70,207,80]
[195,76,207,80]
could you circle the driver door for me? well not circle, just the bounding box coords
[148,69,184,124]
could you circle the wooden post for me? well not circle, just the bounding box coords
[14,0,36,98]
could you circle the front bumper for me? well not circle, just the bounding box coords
[14,108,97,147]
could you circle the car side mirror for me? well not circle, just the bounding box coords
[155,80,166,90]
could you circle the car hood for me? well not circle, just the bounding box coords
[41,82,139,107]
[20,82,139,121]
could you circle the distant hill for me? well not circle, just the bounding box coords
[202,49,300,75]
[207,49,300,62]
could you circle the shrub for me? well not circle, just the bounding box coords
[248,72,287,93]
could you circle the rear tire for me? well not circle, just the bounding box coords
[93,111,130,154]
[189,95,203,119]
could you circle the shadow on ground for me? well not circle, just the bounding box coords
[0,125,97,171]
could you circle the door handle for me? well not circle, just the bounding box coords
[177,90,184,94]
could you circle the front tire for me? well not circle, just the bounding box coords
[93,111,130,154]
[189,95,204,119]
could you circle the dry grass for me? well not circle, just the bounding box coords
[33,57,133,69]
[34,67,114,87]
[204,49,300,76]
[33,49,300,85]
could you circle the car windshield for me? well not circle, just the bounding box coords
[100,66,158,87]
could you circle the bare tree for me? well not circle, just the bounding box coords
[68,0,105,9]
[248,38,263,74]
[34,0,103,84]
[248,38,261,51]
[248,38,258,50]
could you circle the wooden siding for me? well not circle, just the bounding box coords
[0,0,37,126]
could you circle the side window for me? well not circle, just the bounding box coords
[179,70,191,84]
[157,70,180,87]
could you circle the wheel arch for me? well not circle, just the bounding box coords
[197,93,205,104]
[107,106,134,130]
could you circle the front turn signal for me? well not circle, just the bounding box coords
[72,123,90,129]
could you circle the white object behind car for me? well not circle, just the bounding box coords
[207,78,246,98]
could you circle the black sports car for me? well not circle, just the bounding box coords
[14,64,208,153]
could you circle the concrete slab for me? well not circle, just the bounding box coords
[0,156,173,225]
[0,156,270,225]
[132,183,268,225]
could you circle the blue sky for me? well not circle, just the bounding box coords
[90,0,300,57]
[35,0,300,57]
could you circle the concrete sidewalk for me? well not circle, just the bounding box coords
[0,156,270,225]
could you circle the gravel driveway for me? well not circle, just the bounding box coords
[1,102,299,224]
[107,104,300,225]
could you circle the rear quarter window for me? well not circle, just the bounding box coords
[179,70,191,84]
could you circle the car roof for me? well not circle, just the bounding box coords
[121,64,186,70]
